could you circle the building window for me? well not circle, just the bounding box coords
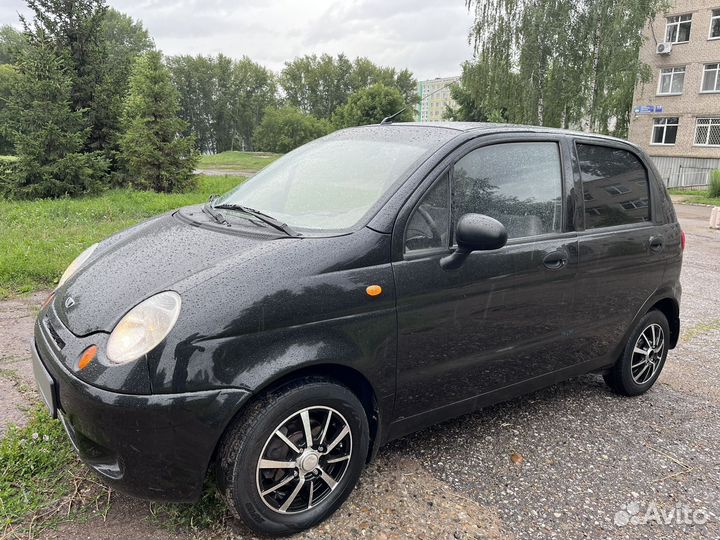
[710,9,720,39]
[652,117,679,145]
[695,118,720,146]
[665,14,692,43]
[702,64,720,92]
[658,67,685,95]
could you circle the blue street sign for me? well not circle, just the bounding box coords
[634,105,664,114]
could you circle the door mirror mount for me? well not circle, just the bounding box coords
[440,214,508,270]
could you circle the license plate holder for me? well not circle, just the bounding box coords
[32,346,57,418]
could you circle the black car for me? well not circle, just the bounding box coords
[32,122,683,535]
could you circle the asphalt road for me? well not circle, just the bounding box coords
[1,203,718,539]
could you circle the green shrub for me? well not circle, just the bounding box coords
[709,170,720,198]
[253,107,331,153]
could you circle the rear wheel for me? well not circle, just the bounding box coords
[604,310,669,396]
[216,379,369,536]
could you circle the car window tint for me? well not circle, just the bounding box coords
[452,142,563,239]
[405,171,450,252]
[577,143,650,229]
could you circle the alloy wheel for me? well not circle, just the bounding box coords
[631,323,665,385]
[256,406,352,514]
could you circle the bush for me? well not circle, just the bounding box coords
[253,107,331,153]
[709,170,720,198]
[332,83,413,128]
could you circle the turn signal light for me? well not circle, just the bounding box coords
[366,285,382,297]
[78,345,97,370]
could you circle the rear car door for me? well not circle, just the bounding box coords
[391,135,579,428]
[570,140,667,364]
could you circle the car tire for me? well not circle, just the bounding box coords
[216,378,369,536]
[603,310,670,396]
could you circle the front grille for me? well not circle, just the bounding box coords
[45,320,66,350]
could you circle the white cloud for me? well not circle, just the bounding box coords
[1,0,474,79]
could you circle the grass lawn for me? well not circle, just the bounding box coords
[197,150,281,170]
[668,188,720,206]
[0,175,244,298]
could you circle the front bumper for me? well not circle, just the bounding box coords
[32,311,250,503]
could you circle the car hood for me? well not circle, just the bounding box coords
[55,207,287,336]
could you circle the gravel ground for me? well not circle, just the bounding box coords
[1,203,718,539]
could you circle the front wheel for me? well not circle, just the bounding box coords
[604,310,670,396]
[216,379,369,536]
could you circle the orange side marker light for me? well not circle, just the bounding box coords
[366,285,382,297]
[78,345,97,370]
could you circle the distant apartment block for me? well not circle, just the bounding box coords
[628,0,720,187]
[415,76,460,122]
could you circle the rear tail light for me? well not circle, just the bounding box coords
[681,230,686,251]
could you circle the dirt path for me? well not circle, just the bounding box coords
[2,204,719,538]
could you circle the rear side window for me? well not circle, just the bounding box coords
[577,143,651,229]
[452,142,563,239]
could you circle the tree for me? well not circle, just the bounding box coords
[332,83,413,128]
[168,54,277,153]
[0,64,19,154]
[253,107,331,153]
[0,25,27,65]
[92,8,153,166]
[280,54,418,120]
[21,0,110,151]
[458,0,666,137]
[2,39,107,198]
[119,51,198,192]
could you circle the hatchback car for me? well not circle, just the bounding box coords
[33,122,682,535]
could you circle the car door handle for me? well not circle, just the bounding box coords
[649,236,664,252]
[543,250,568,270]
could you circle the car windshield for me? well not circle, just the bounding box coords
[214,129,436,231]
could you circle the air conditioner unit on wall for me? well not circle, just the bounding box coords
[656,42,673,55]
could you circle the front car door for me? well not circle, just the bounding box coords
[389,134,579,437]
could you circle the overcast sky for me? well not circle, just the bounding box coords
[1,0,475,80]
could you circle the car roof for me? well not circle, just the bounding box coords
[369,121,630,146]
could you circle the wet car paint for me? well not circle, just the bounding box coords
[33,122,682,502]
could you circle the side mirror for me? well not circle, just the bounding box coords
[440,213,508,270]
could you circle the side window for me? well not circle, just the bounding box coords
[452,142,563,239]
[576,143,651,229]
[404,171,450,252]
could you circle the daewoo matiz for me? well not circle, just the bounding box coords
[33,122,683,535]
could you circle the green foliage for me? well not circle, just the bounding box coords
[280,54,417,120]
[2,40,107,199]
[0,25,27,65]
[0,64,19,154]
[120,51,198,192]
[332,83,413,128]
[709,170,720,198]
[0,175,240,296]
[253,107,331,153]
[198,151,281,170]
[0,406,75,527]
[21,0,110,151]
[457,0,668,137]
[167,54,277,153]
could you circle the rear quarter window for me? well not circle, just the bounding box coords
[576,143,651,229]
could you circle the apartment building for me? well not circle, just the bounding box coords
[628,0,720,186]
[415,76,460,122]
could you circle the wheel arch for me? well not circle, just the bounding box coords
[649,297,680,349]
[211,363,382,470]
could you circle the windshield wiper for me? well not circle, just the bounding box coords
[212,203,300,237]
[202,200,229,226]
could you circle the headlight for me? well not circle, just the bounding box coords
[106,291,182,364]
[57,243,98,288]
